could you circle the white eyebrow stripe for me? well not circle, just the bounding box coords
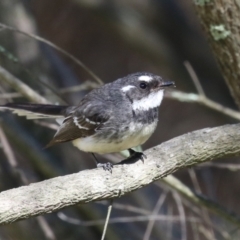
[138,75,153,82]
[121,85,135,92]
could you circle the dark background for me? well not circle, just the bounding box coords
[0,0,239,239]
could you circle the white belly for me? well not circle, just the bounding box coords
[72,121,157,154]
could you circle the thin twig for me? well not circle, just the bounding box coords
[162,174,240,229]
[0,125,28,184]
[184,61,206,96]
[165,90,240,121]
[188,169,202,194]
[182,197,231,240]
[58,212,200,226]
[0,22,103,85]
[172,192,187,240]
[0,65,49,104]
[0,92,21,99]
[101,200,113,240]
[59,81,99,94]
[199,162,240,171]
[167,204,174,239]
[143,191,169,240]
[37,216,56,240]
[188,169,215,239]
[0,125,18,167]
[198,225,217,240]
[99,201,150,215]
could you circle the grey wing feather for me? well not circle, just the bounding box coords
[46,101,111,147]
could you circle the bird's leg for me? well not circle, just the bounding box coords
[92,153,113,172]
[117,148,147,165]
[126,148,147,162]
[128,148,146,162]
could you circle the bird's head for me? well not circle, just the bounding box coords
[119,72,175,111]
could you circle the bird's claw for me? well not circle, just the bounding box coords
[97,162,113,173]
[117,149,147,165]
[128,148,146,161]
[139,152,147,162]
[131,151,146,162]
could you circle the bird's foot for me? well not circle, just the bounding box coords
[118,149,147,165]
[128,148,147,162]
[92,153,113,173]
[97,162,113,173]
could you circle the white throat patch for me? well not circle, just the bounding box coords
[132,90,164,111]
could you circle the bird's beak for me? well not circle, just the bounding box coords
[160,81,175,88]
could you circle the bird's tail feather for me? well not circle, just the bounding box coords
[0,103,68,119]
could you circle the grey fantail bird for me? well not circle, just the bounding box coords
[0,72,175,171]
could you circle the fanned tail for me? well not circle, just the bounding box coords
[0,103,68,119]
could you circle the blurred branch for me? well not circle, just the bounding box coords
[184,61,206,97]
[101,200,113,240]
[166,90,240,121]
[162,174,240,229]
[73,0,174,70]
[0,92,21,99]
[143,190,169,240]
[58,212,200,225]
[200,162,240,171]
[0,125,28,184]
[0,22,103,85]
[59,80,99,94]
[172,192,187,240]
[193,0,240,109]
[188,168,215,238]
[0,65,49,104]
[0,80,99,100]
[0,123,240,225]
[0,125,56,239]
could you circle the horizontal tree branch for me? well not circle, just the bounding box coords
[0,123,240,225]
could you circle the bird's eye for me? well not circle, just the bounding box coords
[139,82,147,89]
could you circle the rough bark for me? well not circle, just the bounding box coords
[193,0,240,108]
[0,123,239,225]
